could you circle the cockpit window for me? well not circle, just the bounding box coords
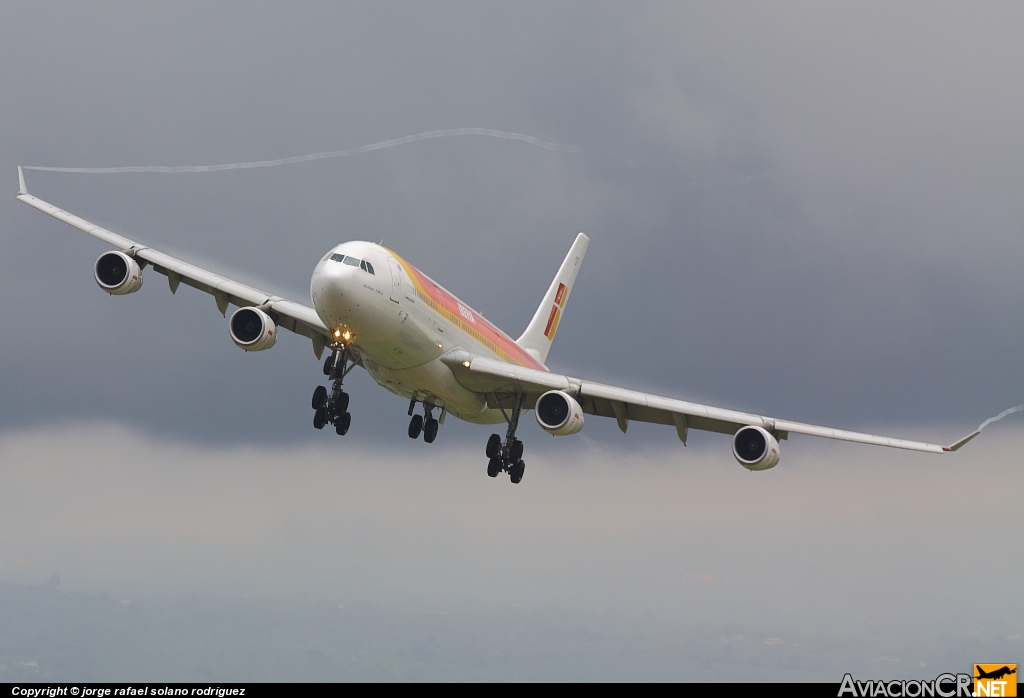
[328,253,373,273]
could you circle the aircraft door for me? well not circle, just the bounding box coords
[386,258,402,303]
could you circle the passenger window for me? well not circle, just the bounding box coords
[330,253,345,262]
[365,262,374,275]
[343,257,360,267]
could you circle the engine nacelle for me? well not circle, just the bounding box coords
[535,390,585,435]
[732,425,781,471]
[229,307,277,351]
[94,251,143,295]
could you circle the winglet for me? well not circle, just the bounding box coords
[17,166,27,196]
[943,430,981,452]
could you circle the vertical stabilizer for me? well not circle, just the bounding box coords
[516,232,589,365]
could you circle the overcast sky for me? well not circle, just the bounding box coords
[1,2,1021,679]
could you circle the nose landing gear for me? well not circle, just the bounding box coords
[408,398,441,443]
[486,393,526,484]
[312,346,352,435]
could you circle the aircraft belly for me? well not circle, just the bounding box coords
[361,355,488,419]
[459,408,507,425]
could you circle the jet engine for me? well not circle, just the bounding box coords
[732,425,781,471]
[228,307,277,351]
[94,251,143,295]
[535,390,584,435]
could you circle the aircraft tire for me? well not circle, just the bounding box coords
[423,418,438,443]
[335,412,351,436]
[510,460,525,484]
[486,457,502,478]
[408,414,423,439]
[485,434,501,459]
[322,356,333,376]
[336,391,350,415]
[510,439,524,462]
[312,386,327,410]
[313,408,327,430]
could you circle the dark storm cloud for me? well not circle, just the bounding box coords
[1,1,1022,444]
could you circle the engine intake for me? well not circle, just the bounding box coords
[535,390,584,435]
[94,251,143,295]
[732,425,780,471]
[229,307,277,351]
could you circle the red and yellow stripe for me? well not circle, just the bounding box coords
[385,249,548,371]
[543,282,567,340]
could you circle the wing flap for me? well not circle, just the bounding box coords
[580,381,756,436]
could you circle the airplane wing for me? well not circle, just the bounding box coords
[440,351,980,454]
[16,168,332,356]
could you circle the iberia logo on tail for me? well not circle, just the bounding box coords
[543,283,567,340]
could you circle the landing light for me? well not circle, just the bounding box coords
[342,330,352,341]
[463,360,471,368]
[334,329,341,338]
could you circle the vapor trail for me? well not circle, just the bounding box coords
[22,129,580,174]
[976,404,1024,432]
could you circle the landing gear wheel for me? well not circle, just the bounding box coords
[313,408,328,430]
[487,457,502,478]
[423,418,439,444]
[335,391,350,415]
[312,386,328,410]
[509,439,524,463]
[509,460,525,484]
[408,414,423,439]
[485,434,501,459]
[323,355,333,376]
[335,411,351,436]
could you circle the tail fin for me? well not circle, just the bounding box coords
[517,232,589,365]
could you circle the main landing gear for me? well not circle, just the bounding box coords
[312,347,352,436]
[407,398,440,444]
[486,393,526,484]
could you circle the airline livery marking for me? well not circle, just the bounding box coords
[385,248,547,371]
[544,282,568,340]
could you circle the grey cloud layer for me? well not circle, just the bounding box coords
[2,422,1021,635]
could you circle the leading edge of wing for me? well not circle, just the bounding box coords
[443,351,974,454]
[15,176,329,341]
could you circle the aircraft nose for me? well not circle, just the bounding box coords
[324,259,357,290]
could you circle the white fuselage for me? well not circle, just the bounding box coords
[310,241,543,424]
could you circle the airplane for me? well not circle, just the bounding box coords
[975,666,1016,681]
[16,166,983,484]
